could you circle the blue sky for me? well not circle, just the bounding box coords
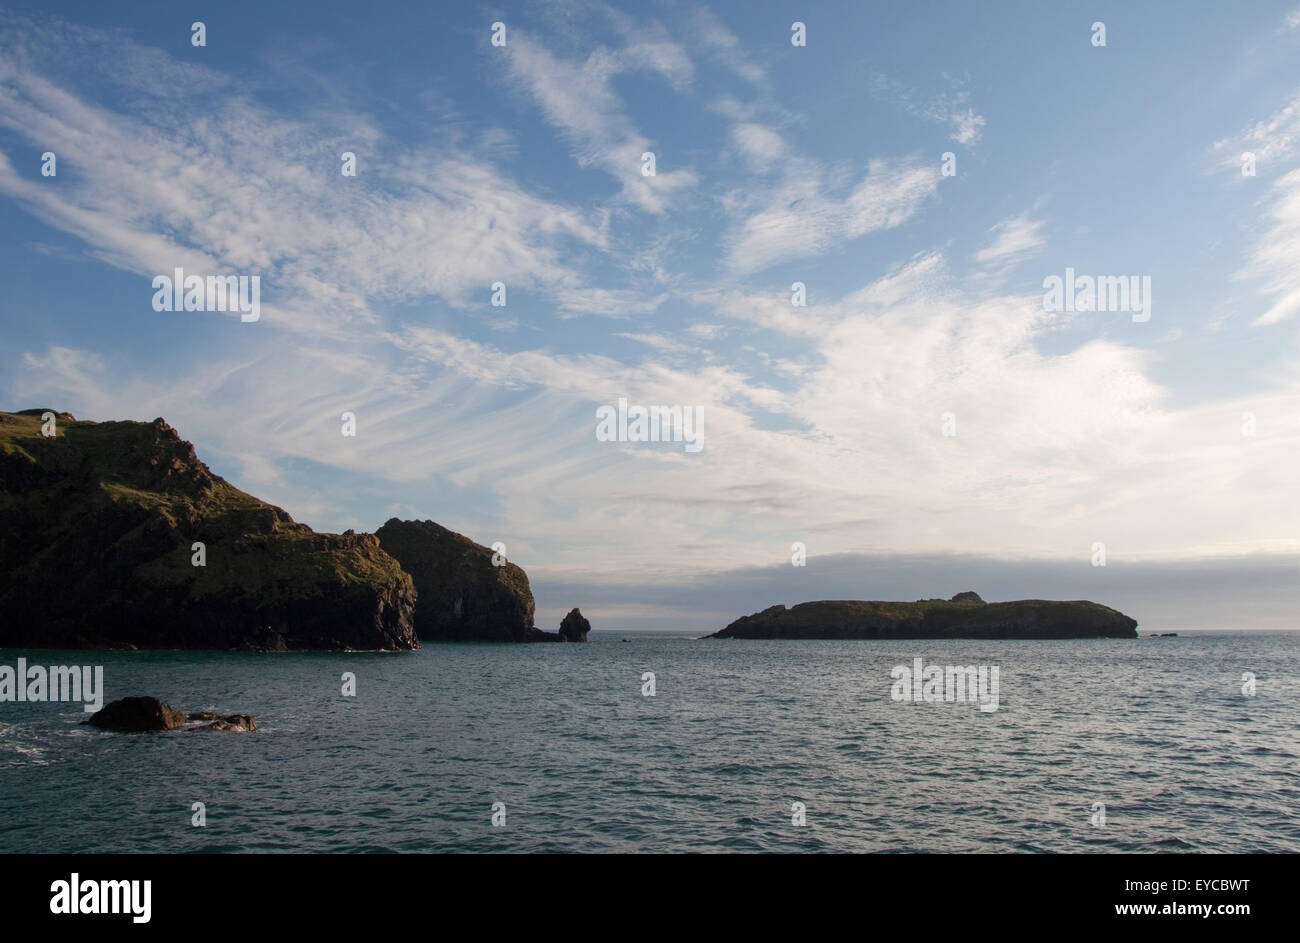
[3,1,1300,630]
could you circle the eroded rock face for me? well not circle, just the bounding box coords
[83,697,257,732]
[0,410,418,651]
[709,596,1138,639]
[558,608,591,642]
[375,519,540,642]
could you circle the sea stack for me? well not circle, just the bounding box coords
[558,608,591,642]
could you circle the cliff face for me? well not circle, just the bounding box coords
[0,409,418,651]
[708,592,1138,639]
[375,518,543,641]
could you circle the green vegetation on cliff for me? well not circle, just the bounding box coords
[0,409,418,650]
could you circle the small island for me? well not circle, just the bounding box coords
[707,592,1138,639]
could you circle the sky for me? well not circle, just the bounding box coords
[2,1,1300,632]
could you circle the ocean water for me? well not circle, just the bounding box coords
[1,631,1296,853]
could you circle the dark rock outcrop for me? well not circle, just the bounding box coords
[709,594,1138,639]
[558,607,591,642]
[376,518,548,642]
[83,697,258,732]
[83,696,256,732]
[0,409,418,651]
[83,696,187,731]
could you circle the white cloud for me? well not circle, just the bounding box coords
[690,7,765,86]
[6,8,1300,596]
[1241,167,1300,325]
[974,214,1046,266]
[1219,91,1300,325]
[0,70,610,336]
[614,332,702,356]
[555,286,665,319]
[18,246,1300,582]
[732,122,788,167]
[1214,92,1300,168]
[948,109,987,145]
[723,155,939,273]
[503,32,697,213]
[606,17,694,89]
[869,71,987,146]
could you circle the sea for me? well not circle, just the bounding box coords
[1,631,1296,853]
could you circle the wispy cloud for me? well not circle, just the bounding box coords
[502,30,697,213]
[689,6,766,86]
[1219,90,1300,325]
[868,70,987,146]
[722,151,939,274]
[1214,92,1300,169]
[1241,167,1300,325]
[0,28,612,335]
[974,213,1046,266]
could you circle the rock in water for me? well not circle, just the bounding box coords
[708,595,1138,639]
[83,697,257,732]
[375,518,544,641]
[558,608,591,642]
[189,714,258,732]
[0,409,417,651]
[84,696,190,731]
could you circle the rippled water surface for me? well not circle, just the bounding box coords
[1,632,1296,852]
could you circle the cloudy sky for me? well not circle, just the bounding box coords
[3,1,1300,631]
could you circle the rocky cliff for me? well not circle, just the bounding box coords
[0,409,418,650]
[708,591,1137,639]
[375,518,550,641]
